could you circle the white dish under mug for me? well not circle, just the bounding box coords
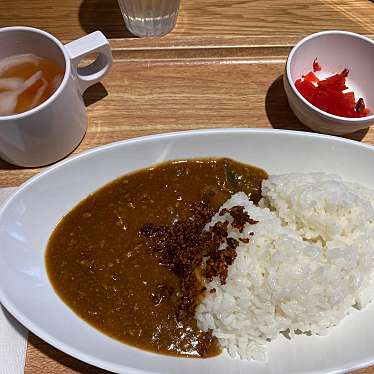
[0,26,112,167]
[1,129,374,374]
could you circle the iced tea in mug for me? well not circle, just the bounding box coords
[0,54,64,116]
[0,27,112,167]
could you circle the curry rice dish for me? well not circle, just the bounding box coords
[47,158,374,361]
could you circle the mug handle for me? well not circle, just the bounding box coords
[64,31,112,94]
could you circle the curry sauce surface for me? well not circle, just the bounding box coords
[46,158,267,357]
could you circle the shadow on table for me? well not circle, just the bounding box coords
[0,159,20,171]
[265,75,368,142]
[79,0,134,39]
[1,306,28,339]
[28,333,111,374]
[83,82,108,107]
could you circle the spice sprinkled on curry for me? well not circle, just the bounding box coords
[46,158,267,357]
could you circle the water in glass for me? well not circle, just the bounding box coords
[117,0,181,37]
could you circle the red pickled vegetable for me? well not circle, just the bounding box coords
[295,60,370,118]
[303,71,319,85]
[313,58,322,72]
[341,68,349,77]
[318,72,348,92]
[355,98,366,113]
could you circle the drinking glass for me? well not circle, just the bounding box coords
[117,0,181,37]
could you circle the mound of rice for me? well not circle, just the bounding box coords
[195,173,374,361]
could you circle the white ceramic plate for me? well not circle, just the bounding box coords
[1,129,374,374]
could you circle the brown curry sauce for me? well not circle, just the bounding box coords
[46,158,267,358]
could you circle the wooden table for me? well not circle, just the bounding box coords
[0,0,373,372]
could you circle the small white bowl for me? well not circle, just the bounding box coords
[284,31,374,135]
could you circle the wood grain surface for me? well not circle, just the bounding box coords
[0,40,372,187]
[0,0,373,43]
[0,0,373,373]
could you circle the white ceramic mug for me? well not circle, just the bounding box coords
[0,26,112,167]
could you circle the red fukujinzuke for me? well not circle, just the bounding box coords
[295,59,370,118]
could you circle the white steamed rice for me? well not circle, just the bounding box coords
[195,173,374,361]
